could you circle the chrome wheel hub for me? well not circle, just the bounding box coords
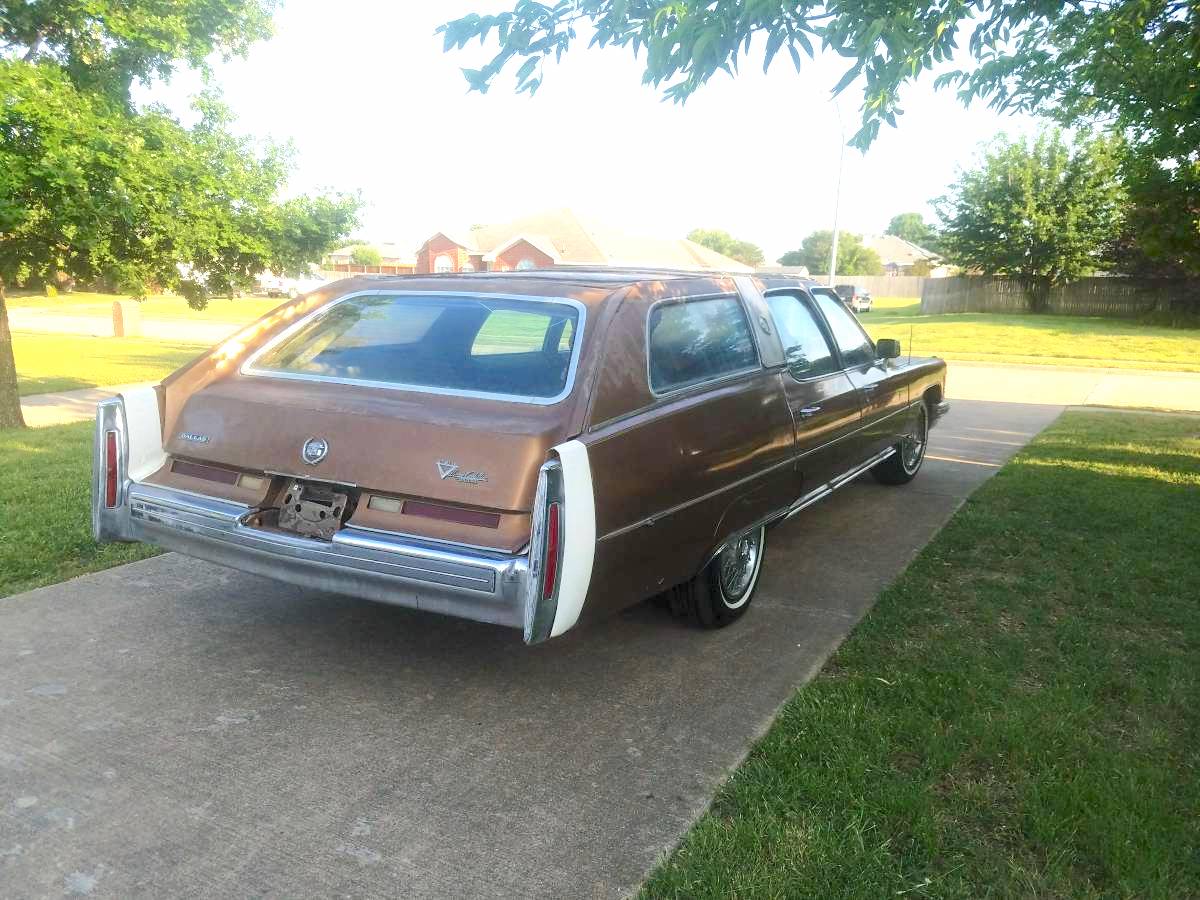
[902,409,928,472]
[719,529,762,601]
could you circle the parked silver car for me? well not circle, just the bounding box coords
[835,284,873,313]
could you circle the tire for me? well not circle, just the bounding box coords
[873,402,929,485]
[668,525,766,628]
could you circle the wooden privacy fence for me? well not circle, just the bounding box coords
[758,271,929,298]
[921,276,1200,317]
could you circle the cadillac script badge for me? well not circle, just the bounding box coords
[436,460,488,484]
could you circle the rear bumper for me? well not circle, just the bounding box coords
[92,398,541,639]
[127,483,530,628]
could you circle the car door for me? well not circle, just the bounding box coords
[810,288,910,457]
[763,290,863,491]
[583,291,796,613]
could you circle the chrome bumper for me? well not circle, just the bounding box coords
[932,399,951,424]
[119,482,531,629]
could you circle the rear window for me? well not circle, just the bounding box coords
[648,296,758,393]
[247,293,581,402]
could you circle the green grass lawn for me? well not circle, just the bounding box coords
[861,300,1200,371]
[8,290,283,323]
[14,332,206,395]
[644,411,1200,899]
[0,421,160,598]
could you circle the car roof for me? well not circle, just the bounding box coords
[321,268,741,306]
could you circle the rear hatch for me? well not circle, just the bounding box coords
[162,376,573,551]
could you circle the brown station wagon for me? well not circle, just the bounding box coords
[93,269,948,643]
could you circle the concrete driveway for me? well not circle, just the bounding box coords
[0,400,1062,899]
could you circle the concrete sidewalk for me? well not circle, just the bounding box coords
[10,310,239,344]
[945,359,1200,411]
[19,359,1200,429]
[19,383,149,428]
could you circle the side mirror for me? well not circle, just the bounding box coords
[876,338,902,360]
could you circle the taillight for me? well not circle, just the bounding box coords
[104,430,119,508]
[542,502,561,600]
[524,460,564,645]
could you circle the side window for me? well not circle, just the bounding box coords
[765,293,839,378]
[812,289,876,368]
[648,296,759,393]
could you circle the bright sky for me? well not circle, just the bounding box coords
[141,0,1044,262]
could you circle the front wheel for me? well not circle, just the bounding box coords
[873,403,929,485]
[669,525,766,628]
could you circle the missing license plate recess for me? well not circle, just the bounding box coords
[276,480,350,540]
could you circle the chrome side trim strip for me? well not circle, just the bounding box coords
[598,399,923,543]
[700,445,898,570]
[783,446,897,522]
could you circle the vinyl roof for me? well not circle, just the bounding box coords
[324,269,737,306]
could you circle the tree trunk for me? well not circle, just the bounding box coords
[0,279,27,429]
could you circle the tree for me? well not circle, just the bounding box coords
[778,232,883,276]
[438,0,1198,272]
[350,245,383,267]
[0,4,359,429]
[686,229,764,267]
[885,213,936,249]
[0,0,275,99]
[935,132,1125,290]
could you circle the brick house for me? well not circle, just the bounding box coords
[415,208,753,274]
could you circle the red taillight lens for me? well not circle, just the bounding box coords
[542,501,561,601]
[104,430,119,508]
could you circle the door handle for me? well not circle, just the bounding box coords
[861,383,879,393]
[799,406,822,418]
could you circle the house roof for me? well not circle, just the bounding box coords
[481,233,563,263]
[424,208,754,272]
[861,234,940,268]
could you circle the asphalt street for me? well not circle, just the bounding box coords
[1,399,1063,899]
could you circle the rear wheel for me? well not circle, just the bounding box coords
[669,525,766,628]
[873,403,929,485]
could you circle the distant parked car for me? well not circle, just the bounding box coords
[835,284,873,313]
[259,271,329,299]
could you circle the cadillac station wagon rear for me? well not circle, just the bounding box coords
[94,269,948,643]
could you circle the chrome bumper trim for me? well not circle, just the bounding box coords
[120,481,530,630]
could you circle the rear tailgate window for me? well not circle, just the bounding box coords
[245,293,583,403]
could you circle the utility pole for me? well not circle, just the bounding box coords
[827,99,844,287]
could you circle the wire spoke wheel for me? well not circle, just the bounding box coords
[717,527,763,608]
[901,406,929,474]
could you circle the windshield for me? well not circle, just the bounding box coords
[247,293,582,402]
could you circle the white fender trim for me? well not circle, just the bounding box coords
[120,386,166,481]
[549,439,596,637]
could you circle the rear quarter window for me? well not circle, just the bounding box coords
[648,296,759,394]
